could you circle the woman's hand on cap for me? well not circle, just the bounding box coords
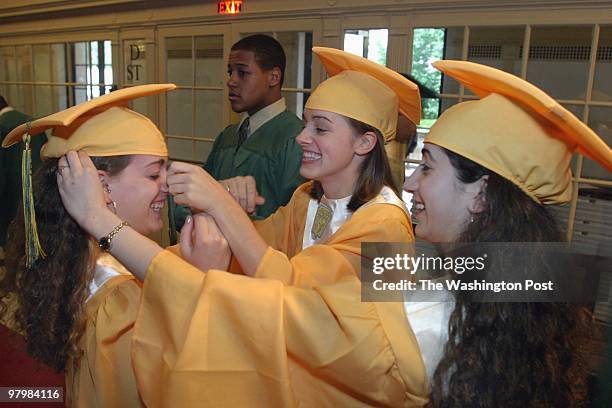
[56,150,114,236]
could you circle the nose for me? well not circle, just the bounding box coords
[227,72,238,88]
[403,169,419,193]
[296,128,310,146]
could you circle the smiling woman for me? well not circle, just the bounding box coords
[0,84,174,407]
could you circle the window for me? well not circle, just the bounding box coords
[343,29,388,66]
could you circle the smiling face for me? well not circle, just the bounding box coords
[226,49,279,116]
[297,108,371,198]
[103,155,168,235]
[403,143,480,243]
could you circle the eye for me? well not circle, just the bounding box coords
[148,173,160,181]
[418,163,431,173]
[315,127,328,134]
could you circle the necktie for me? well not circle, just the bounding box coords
[310,197,334,244]
[238,117,250,147]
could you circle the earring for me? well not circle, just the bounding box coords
[110,200,117,214]
[105,186,111,194]
[470,214,475,223]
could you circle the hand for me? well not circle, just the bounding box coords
[180,213,231,272]
[221,176,266,215]
[56,150,112,235]
[168,162,230,214]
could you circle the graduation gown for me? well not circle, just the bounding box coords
[244,181,415,287]
[132,251,429,407]
[65,254,144,407]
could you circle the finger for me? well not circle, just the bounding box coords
[245,177,256,213]
[77,150,97,171]
[167,172,189,187]
[255,195,266,206]
[225,178,237,199]
[193,213,211,244]
[65,151,83,175]
[236,177,248,211]
[168,161,197,175]
[179,215,194,256]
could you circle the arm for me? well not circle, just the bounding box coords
[131,251,428,407]
[168,161,269,276]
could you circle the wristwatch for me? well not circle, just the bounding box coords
[99,221,129,251]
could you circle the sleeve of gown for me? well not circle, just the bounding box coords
[255,204,414,287]
[131,250,428,408]
[72,277,143,407]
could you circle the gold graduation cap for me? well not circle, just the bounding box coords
[426,60,612,205]
[2,83,176,267]
[306,46,421,143]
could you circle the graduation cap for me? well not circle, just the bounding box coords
[306,46,421,144]
[2,83,175,267]
[426,60,612,205]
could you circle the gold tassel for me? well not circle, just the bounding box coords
[21,123,46,268]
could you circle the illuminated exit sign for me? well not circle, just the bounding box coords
[218,0,242,14]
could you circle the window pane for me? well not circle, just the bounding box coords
[527,26,592,100]
[195,35,224,87]
[438,27,465,96]
[15,46,33,114]
[195,90,223,139]
[195,140,214,164]
[166,37,193,86]
[412,28,445,122]
[51,43,68,110]
[168,137,195,162]
[74,42,88,65]
[468,26,524,75]
[167,89,192,136]
[593,25,612,102]
[572,187,612,256]
[584,106,612,181]
[344,29,388,65]
[277,31,312,89]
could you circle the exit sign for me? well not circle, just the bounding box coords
[218,0,242,14]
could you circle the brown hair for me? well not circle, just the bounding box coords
[0,155,131,372]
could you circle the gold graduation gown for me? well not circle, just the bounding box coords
[245,181,415,287]
[66,254,143,407]
[132,251,429,407]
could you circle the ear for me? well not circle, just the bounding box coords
[267,67,282,88]
[466,175,489,214]
[98,170,113,204]
[354,131,378,156]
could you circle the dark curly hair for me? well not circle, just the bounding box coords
[427,148,596,407]
[310,117,397,212]
[0,155,131,372]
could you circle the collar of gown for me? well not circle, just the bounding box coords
[302,185,408,250]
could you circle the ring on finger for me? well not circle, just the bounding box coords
[58,165,68,173]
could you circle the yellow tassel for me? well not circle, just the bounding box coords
[21,123,46,268]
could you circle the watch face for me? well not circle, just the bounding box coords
[99,237,111,251]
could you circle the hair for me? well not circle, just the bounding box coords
[0,95,7,110]
[428,148,596,407]
[0,155,132,372]
[309,118,397,212]
[231,34,287,86]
